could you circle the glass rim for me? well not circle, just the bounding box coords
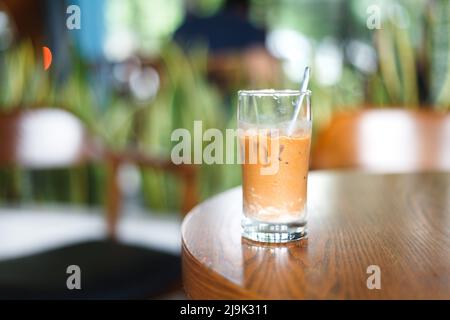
[238,89,312,97]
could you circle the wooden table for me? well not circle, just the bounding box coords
[181,171,450,299]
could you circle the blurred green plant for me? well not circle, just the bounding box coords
[253,0,450,112]
[0,41,137,207]
[0,41,241,211]
[137,44,241,210]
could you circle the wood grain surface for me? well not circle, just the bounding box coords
[182,171,450,299]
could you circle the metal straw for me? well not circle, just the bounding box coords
[287,67,310,136]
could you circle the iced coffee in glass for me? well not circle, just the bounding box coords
[238,89,312,243]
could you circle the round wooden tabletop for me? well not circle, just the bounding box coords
[181,171,450,299]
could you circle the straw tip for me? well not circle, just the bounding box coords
[304,66,310,76]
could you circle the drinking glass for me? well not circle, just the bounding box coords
[238,89,312,243]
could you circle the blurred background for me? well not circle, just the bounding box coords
[1,0,450,209]
[0,0,449,299]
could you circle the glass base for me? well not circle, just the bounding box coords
[241,216,307,243]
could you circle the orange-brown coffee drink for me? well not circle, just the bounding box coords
[240,129,311,224]
[238,89,311,243]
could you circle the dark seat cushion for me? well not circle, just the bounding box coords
[0,240,181,299]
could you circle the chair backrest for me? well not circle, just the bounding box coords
[311,108,450,172]
[0,108,96,169]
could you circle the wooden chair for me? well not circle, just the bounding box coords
[0,107,198,298]
[0,107,198,238]
[311,108,450,172]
